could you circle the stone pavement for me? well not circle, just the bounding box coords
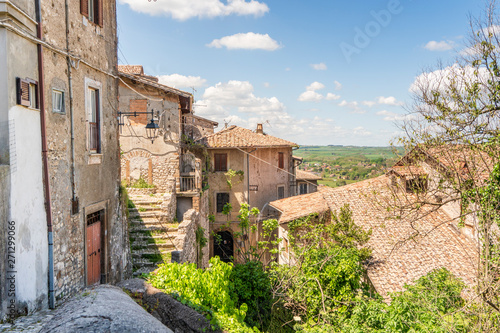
[1,284,173,333]
[0,308,54,333]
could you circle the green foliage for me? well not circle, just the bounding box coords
[148,257,256,332]
[230,261,273,330]
[225,169,245,189]
[129,176,155,189]
[343,268,470,333]
[273,206,372,330]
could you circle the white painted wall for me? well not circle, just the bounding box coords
[9,105,48,311]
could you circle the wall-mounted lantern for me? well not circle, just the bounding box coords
[118,108,160,143]
[145,118,159,143]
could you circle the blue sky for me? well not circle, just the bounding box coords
[117,0,484,146]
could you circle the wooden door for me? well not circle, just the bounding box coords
[86,213,101,285]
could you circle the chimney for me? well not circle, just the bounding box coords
[256,123,263,134]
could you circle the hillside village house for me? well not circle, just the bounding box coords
[0,0,128,318]
[203,124,298,262]
[118,65,217,270]
[295,169,322,195]
[269,146,484,299]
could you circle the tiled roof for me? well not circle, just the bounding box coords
[118,65,144,75]
[388,166,425,177]
[205,125,298,148]
[271,176,478,300]
[269,190,329,223]
[319,177,478,300]
[296,170,322,181]
[118,71,192,98]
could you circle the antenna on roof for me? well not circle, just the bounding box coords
[223,119,231,129]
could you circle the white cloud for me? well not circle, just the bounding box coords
[118,0,269,20]
[424,40,455,51]
[298,91,324,102]
[311,63,327,70]
[376,110,416,122]
[157,74,206,89]
[334,81,342,90]
[207,32,281,51]
[362,96,403,107]
[325,93,340,100]
[263,82,270,88]
[306,81,325,91]
[353,127,372,136]
[376,96,403,106]
[285,67,291,71]
[362,101,376,107]
[193,80,347,143]
[338,100,365,113]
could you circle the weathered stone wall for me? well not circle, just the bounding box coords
[40,0,126,303]
[121,149,180,193]
[0,165,9,317]
[176,191,209,268]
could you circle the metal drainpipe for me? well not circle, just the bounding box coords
[35,0,55,309]
[64,0,76,208]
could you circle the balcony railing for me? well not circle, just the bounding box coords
[178,176,197,192]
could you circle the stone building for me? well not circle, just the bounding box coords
[0,0,128,319]
[204,124,298,262]
[269,146,487,300]
[118,65,217,269]
[295,169,322,195]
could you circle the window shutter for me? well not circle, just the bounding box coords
[279,152,284,169]
[221,154,227,171]
[81,0,89,17]
[16,78,30,107]
[97,0,103,26]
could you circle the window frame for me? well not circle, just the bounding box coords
[16,77,38,109]
[81,0,103,26]
[214,153,228,172]
[85,78,102,154]
[278,152,284,169]
[52,89,65,114]
[299,182,308,195]
[216,192,230,213]
[277,185,285,200]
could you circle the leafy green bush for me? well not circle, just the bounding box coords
[148,257,257,332]
[230,260,273,330]
[129,176,155,189]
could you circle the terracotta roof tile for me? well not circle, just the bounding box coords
[205,125,298,148]
[118,65,144,75]
[388,166,426,177]
[269,191,329,223]
[296,170,322,181]
[319,177,478,300]
[270,176,478,299]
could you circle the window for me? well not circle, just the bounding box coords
[16,77,38,109]
[81,0,103,26]
[214,153,227,172]
[52,89,65,114]
[216,193,230,213]
[299,182,308,195]
[278,152,284,169]
[277,186,285,199]
[405,176,427,193]
[85,78,102,155]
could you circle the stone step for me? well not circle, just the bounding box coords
[129,221,177,229]
[132,267,158,277]
[129,213,160,222]
[129,226,179,234]
[129,231,179,240]
[129,207,161,213]
[132,250,175,260]
[131,241,177,251]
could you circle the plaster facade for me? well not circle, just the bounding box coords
[0,0,129,318]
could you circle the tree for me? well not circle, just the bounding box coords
[393,2,500,330]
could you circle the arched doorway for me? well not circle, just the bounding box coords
[214,231,234,263]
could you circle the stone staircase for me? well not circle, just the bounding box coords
[127,192,181,277]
